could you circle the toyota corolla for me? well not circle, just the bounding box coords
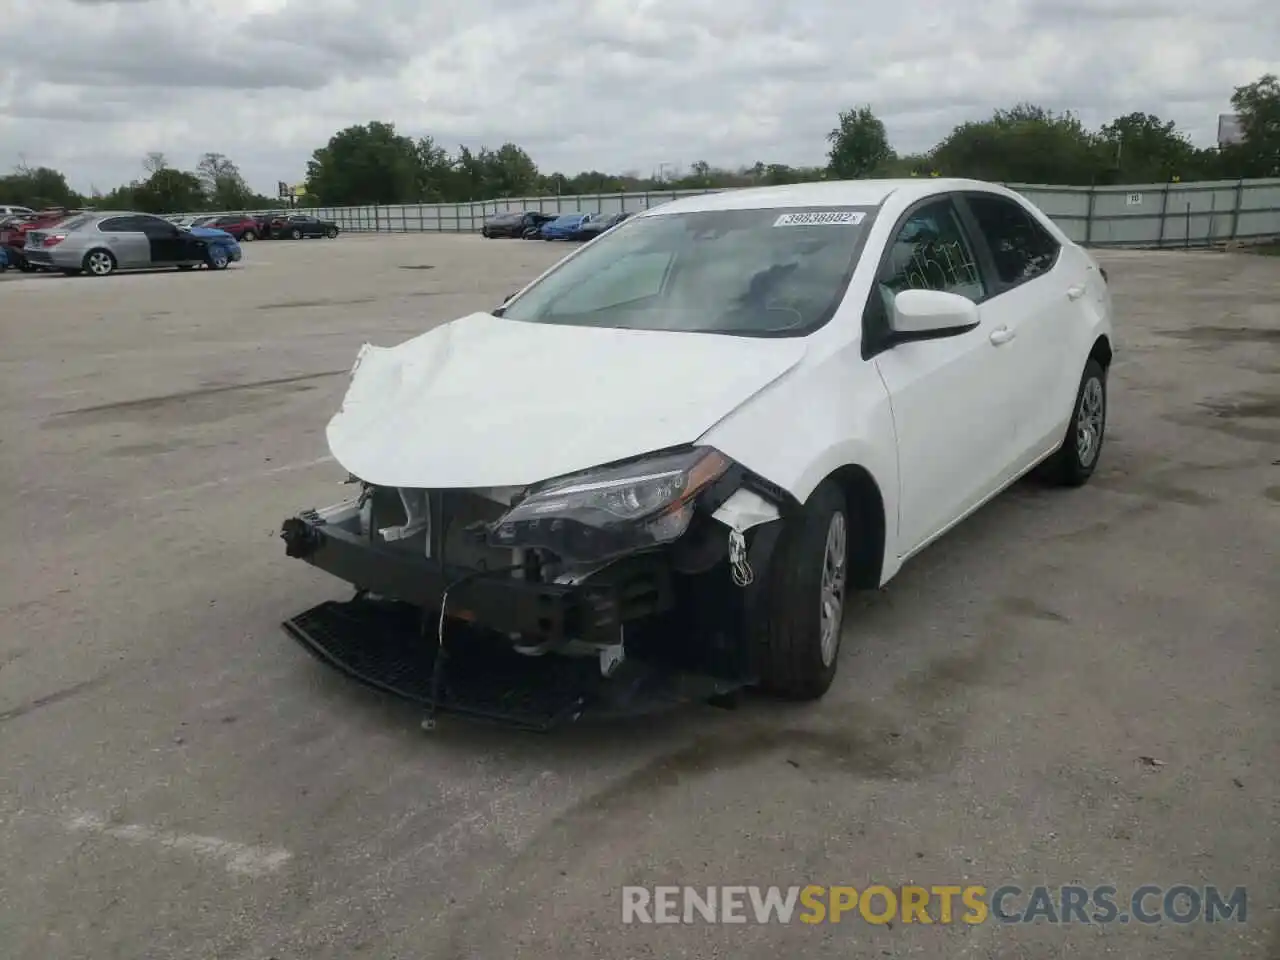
[280,178,1113,729]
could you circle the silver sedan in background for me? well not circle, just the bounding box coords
[22,212,232,277]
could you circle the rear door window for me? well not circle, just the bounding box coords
[964,194,1061,288]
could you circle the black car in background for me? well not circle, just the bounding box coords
[570,210,634,242]
[272,214,341,239]
[482,210,557,239]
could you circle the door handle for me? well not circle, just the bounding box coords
[1067,284,1087,300]
[989,326,1016,346]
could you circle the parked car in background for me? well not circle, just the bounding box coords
[0,245,9,272]
[0,208,82,271]
[256,211,289,237]
[271,214,340,240]
[482,211,557,239]
[201,213,261,241]
[570,210,633,241]
[0,204,35,218]
[23,212,240,276]
[539,212,590,240]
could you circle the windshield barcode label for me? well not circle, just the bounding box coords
[773,211,865,227]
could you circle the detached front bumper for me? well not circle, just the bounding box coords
[279,489,789,729]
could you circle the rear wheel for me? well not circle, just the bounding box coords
[290,228,303,240]
[755,480,850,700]
[242,230,257,242]
[325,227,338,239]
[83,249,117,277]
[1039,358,1107,487]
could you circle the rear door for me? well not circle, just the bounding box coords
[867,194,1019,555]
[96,216,151,267]
[958,192,1077,464]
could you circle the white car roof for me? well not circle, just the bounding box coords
[641,178,1028,217]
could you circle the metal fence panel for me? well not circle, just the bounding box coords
[202,177,1280,247]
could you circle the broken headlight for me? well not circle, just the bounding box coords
[487,447,732,563]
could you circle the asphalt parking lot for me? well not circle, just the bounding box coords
[0,235,1276,960]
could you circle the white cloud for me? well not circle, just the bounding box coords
[2,0,1277,193]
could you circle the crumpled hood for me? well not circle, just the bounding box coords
[326,312,807,489]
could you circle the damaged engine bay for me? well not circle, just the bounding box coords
[280,446,794,730]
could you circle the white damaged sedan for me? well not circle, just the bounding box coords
[281,178,1113,728]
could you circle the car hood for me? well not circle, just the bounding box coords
[189,227,235,241]
[326,312,807,489]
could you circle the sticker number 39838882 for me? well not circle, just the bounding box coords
[773,211,866,227]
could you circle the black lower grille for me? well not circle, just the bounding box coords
[281,598,745,731]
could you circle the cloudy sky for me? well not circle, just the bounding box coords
[1,0,1277,195]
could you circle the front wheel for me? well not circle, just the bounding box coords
[1039,358,1107,487]
[206,247,230,270]
[755,480,850,700]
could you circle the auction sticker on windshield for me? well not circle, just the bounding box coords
[773,211,866,227]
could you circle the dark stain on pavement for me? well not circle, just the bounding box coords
[1155,326,1280,345]
[45,370,346,428]
[259,297,376,310]
[999,596,1071,623]
[0,677,105,725]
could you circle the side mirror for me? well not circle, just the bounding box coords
[890,289,979,338]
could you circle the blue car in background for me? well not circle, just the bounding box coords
[539,213,591,241]
[0,245,9,272]
[188,226,242,269]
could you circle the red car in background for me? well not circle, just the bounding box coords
[202,213,262,241]
[0,208,85,271]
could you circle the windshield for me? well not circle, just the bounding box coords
[500,205,878,336]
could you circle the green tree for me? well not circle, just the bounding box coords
[196,152,256,210]
[932,104,1102,184]
[0,164,82,208]
[133,168,206,213]
[305,121,422,205]
[1227,73,1280,177]
[1097,113,1195,183]
[827,106,894,179]
[415,136,455,202]
[483,143,540,198]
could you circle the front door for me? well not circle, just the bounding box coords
[139,217,187,264]
[867,196,1018,556]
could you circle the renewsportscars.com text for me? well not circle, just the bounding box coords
[621,885,1248,925]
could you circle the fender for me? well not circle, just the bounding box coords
[698,343,903,581]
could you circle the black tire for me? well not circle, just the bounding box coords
[205,247,230,270]
[290,228,303,240]
[755,480,850,700]
[242,230,257,242]
[325,227,338,239]
[1039,358,1107,487]
[82,249,117,277]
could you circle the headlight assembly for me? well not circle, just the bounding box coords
[487,447,732,563]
